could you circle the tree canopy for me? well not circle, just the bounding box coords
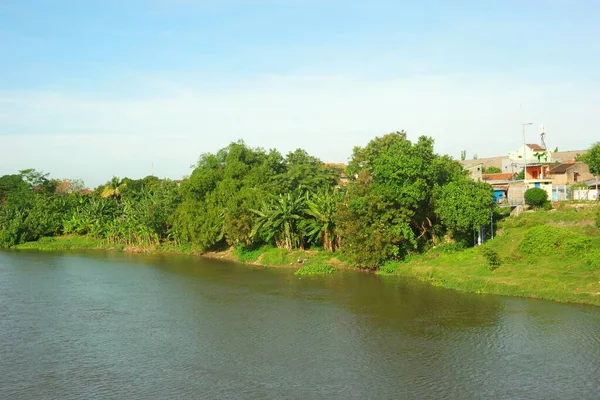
[0,134,495,269]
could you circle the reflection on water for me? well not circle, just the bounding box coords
[1,250,599,399]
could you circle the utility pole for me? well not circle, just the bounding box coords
[522,123,533,185]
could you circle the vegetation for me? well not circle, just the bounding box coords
[524,187,548,208]
[1,133,495,270]
[3,134,600,305]
[482,166,502,174]
[379,203,600,306]
[577,142,600,189]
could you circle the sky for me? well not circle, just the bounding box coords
[1,0,599,187]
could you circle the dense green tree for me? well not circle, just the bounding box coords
[434,178,494,244]
[0,174,29,201]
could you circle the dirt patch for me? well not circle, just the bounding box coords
[547,220,595,227]
[203,247,235,261]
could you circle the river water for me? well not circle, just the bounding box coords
[1,250,599,399]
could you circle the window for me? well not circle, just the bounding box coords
[574,172,579,183]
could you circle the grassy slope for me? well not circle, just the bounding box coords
[380,203,600,306]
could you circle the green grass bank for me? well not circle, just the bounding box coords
[379,203,600,306]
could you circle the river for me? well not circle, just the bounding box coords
[1,250,599,399]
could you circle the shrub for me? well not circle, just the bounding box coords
[518,225,580,255]
[583,249,600,271]
[524,187,548,208]
[481,246,501,270]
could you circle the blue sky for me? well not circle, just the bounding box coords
[1,0,599,186]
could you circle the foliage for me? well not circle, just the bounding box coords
[480,246,501,270]
[435,178,494,234]
[251,191,307,250]
[517,225,584,255]
[524,187,548,208]
[233,245,272,263]
[577,142,600,177]
[303,188,343,252]
[339,132,464,267]
[482,166,502,174]
[516,170,525,180]
[101,177,128,199]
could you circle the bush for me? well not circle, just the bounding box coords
[524,187,548,208]
[583,249,600,271]
[518,225,581,255]
[481,246,501,270]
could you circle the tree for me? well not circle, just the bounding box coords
[0,174,29,201]
[304,188,343,252]
[251,191,307,250]
[435,179,494,245]
[101,177,127,199]
[460,150,466,161]
[578,142,600,191]
[339,132,449,267]
[482,166,502,174]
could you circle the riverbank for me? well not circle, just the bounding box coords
[12,235,347,276]
[10,203,600,305]
[379,203,600,306]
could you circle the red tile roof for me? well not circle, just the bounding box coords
[526,144,545,150]
[482,173,516,181]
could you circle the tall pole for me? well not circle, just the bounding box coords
[522,122,533,184]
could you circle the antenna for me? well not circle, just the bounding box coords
[539,124,547,150]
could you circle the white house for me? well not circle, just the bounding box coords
[503,144,553,174]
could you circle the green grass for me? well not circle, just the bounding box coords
[14,235,112,251]
[379,203,600,306]
[294,263,337,276]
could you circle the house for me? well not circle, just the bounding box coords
[461,161,483,181]
[504,143,553,174]
[482,172,517,204]
[549,162,594,185]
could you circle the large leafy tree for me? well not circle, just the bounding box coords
[434,178,494,244]
[339,131,461,267]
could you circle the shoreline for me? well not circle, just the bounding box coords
[7,205,600,307]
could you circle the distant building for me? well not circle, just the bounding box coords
[549,162,594,185]
[325,163,348,186]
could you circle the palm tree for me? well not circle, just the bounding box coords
[304,188,343,252]
[251,191,306,250]
[101,177,127,200]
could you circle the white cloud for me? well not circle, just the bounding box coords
[1,73,599,187]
